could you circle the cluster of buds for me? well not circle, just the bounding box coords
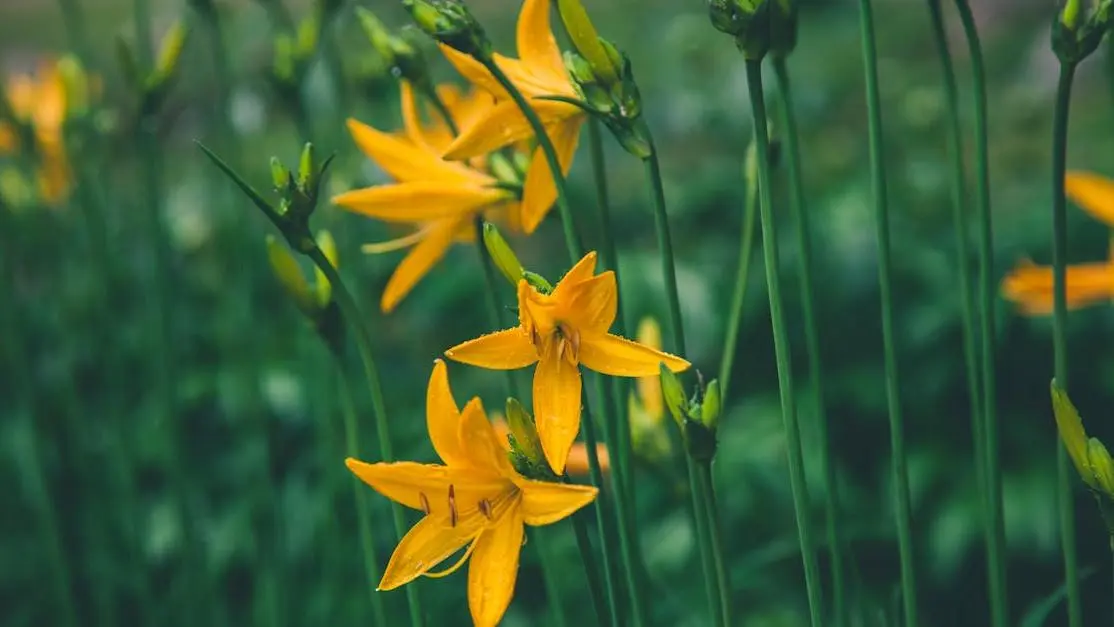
[557,0,649,158]
[116,20,189,119]
[270,15,319,103]
[707,0,797,61]
[1051,381,1114,540]
[504,398,556,480]
[661,366,721,463]
[402,0,492,58]
[356,8,434,93]
[1052,0,1113,65]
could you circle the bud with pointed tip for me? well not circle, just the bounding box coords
[402,0,491,58]
[152,20,189,86]
[506,398,544,467]
[660,363,687,429]
[700,380,721,431]
[523,270,554,294]
[271,156,291,191]
[267,234,317,315]
[483,222,524,286]
[556,0,619,84]
[1052,0,1113,65]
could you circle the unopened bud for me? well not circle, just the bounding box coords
[271,157,291,191]
[153,20,189,84]
[483,222,524,286]
[708,0,796,61]
[557,0,619,84]
[1052,0,1112,64]
[298,142,316,190]
[296,15,319,58]
[523,270,554,294]
[273,35,296,83]
[506,398,544,466]
[700,379,721,431]
[313,230,337,307]
[266,235,316,315]
[402,0,491,57]
[660,363,687,428]
[1089,438,1114,497]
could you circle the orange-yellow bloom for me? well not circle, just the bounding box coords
[445,252,691,474]
[346,360,598,627]
[1002,171,1114,314]
[1,59,72,205]
[333,82,522,312]
[439,0,585,233]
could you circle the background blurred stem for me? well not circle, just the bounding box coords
[195,1,242,173]
[951,3,1009,624]
[697,461,731,627]
[854,1,920,623]
[55,0,92,63]
[532,528,569,627]
[685,454,720,625]
[771,53,847,627]
[718,145,758,402]
[640,141,685,357]
[744,58,824,627]
[334,356,389,627]
[1051,59,1082,627]
[570,507,610,626]
[304,242,424,627]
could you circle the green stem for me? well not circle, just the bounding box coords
[578,382,625,627]
[479,57,584,260]
[304,244,424,627]
[1051,59,1082,627]
[743,59,825,627]
[771,54,847,627]
[571,508,610,627]
[533,528,569,627]
[686,455,720,625]
[642,144,686,356]
[853,2,919,623]
[55,0,91,64]
[197,3,243,173]
[425,85,460,136]
[718,148,759,403]
[335,358,389,627]
[698,462,731,627]
[951,4,1008,624]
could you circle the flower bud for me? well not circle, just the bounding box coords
[707,0,796,61]
[313,230,337,307]
[272,35,297,84]
[700,379,721,431]
[1087,438,1114,496]
[483,222,524,286]
[298,142,316,190]
[402,0,491,58]
[271,156,291,191]
[296,15,319,58]
[660,363,687,429]
[153,20,189,86]
[1052,0,1112,64]
[506,398,544,467]
[523,271,554,294]
[556,0,619,84]
[266,234,316,315]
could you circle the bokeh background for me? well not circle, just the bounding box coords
[3,0,1114,625]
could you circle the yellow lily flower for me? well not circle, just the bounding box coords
[1002,171,1114,314]
[0,59,72,205]
[346,360,598,627]
[438,0,585,233]
[333,81,523,313]
[445,252,691,474]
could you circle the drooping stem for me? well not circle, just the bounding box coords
[854,1,919,623]
[335,358,389,627]
[479,57,584,260]
[743,58,825,627]
[1051,59,1082,627]
[304,244,424,627]
[718,147,759,402]
[951,3,1008,624]
[771,54,847,627]
[698,462,732,627]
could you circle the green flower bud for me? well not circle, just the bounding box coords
[483,222,524,286]
[402,0,491,58]
[153,20,189,86]
[1052,0,1112,64]
[56,55,89,118]
[298,142,316,191]
[272,35,297,84]
[271,157,291,191]
[296,15,319,59]
[660,363,687,429]
[523,270,554,294]
[707,0,796,61]
[700,379,721,431]
[266,235,316,315]
[556,0,619,84]
[506,398,544,467]
[313,230,337,308]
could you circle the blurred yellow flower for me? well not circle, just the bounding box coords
[1002,171,1114,314]
[445,252,690,474]
[439,0,585,233]
[0,59,73,206]
[333,81,524,313]
[346,360,598,627]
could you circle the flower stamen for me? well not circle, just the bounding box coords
[478,498,493,520]
[448,484,458,527]
[419,491,431,515]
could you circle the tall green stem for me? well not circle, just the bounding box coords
[335,359,389,627]
[771,54,846,626]
[686,454,720,626]
[304,244,424,627]
[571,508,610,627]
[743,59,824,627]
[854,2,919,623]
[1051,59,1082,627]
[479,58,584,260]
[698,462,731,627]
[533,528,569,627]
[718,148,759,402]
[641,144,686,356]
[951,3,1008,624]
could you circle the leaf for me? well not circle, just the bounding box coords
[195,141,281,224]
[1018,566,1096,627]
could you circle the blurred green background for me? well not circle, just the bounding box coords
[3,0,1114,625]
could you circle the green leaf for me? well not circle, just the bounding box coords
[195,141,281,225]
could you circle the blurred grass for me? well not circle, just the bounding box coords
[3,0,1114,625]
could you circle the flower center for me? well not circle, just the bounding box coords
[530,322,580,367]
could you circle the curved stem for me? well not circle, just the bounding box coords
[744,58,824,627]
[771,54,846,627]
[642,145,687,356]
[335,360,389,627]
[950,4,1008,624]
[479,57,584,260]
[1051,59,1082,627]
[718,151,759,403]
[304,244,424,627]
[856,1,919,622]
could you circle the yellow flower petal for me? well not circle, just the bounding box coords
[1000,260,1114,315]
[1050,381,1095,490]
[333,181,506,223]
[533,343,582,474]
[561,271,618,334]
[345,458,508,515]
[467,500,525,627]
[382,219,462,312]
[1065,170,1114,227]
[443,98,576,162]
[458,397,516,478]
[635,318,664,421]
[379,512,486,590]
[345,117,477,183]
[519,478,599,525]
[520,116,584,233]
[445,328,538,370]
[552,251,599,295]
[426,359,470,467]
[516,0,566,84]
[440,44,509,101]
[400,80,435,150]
[579,333,690,377]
